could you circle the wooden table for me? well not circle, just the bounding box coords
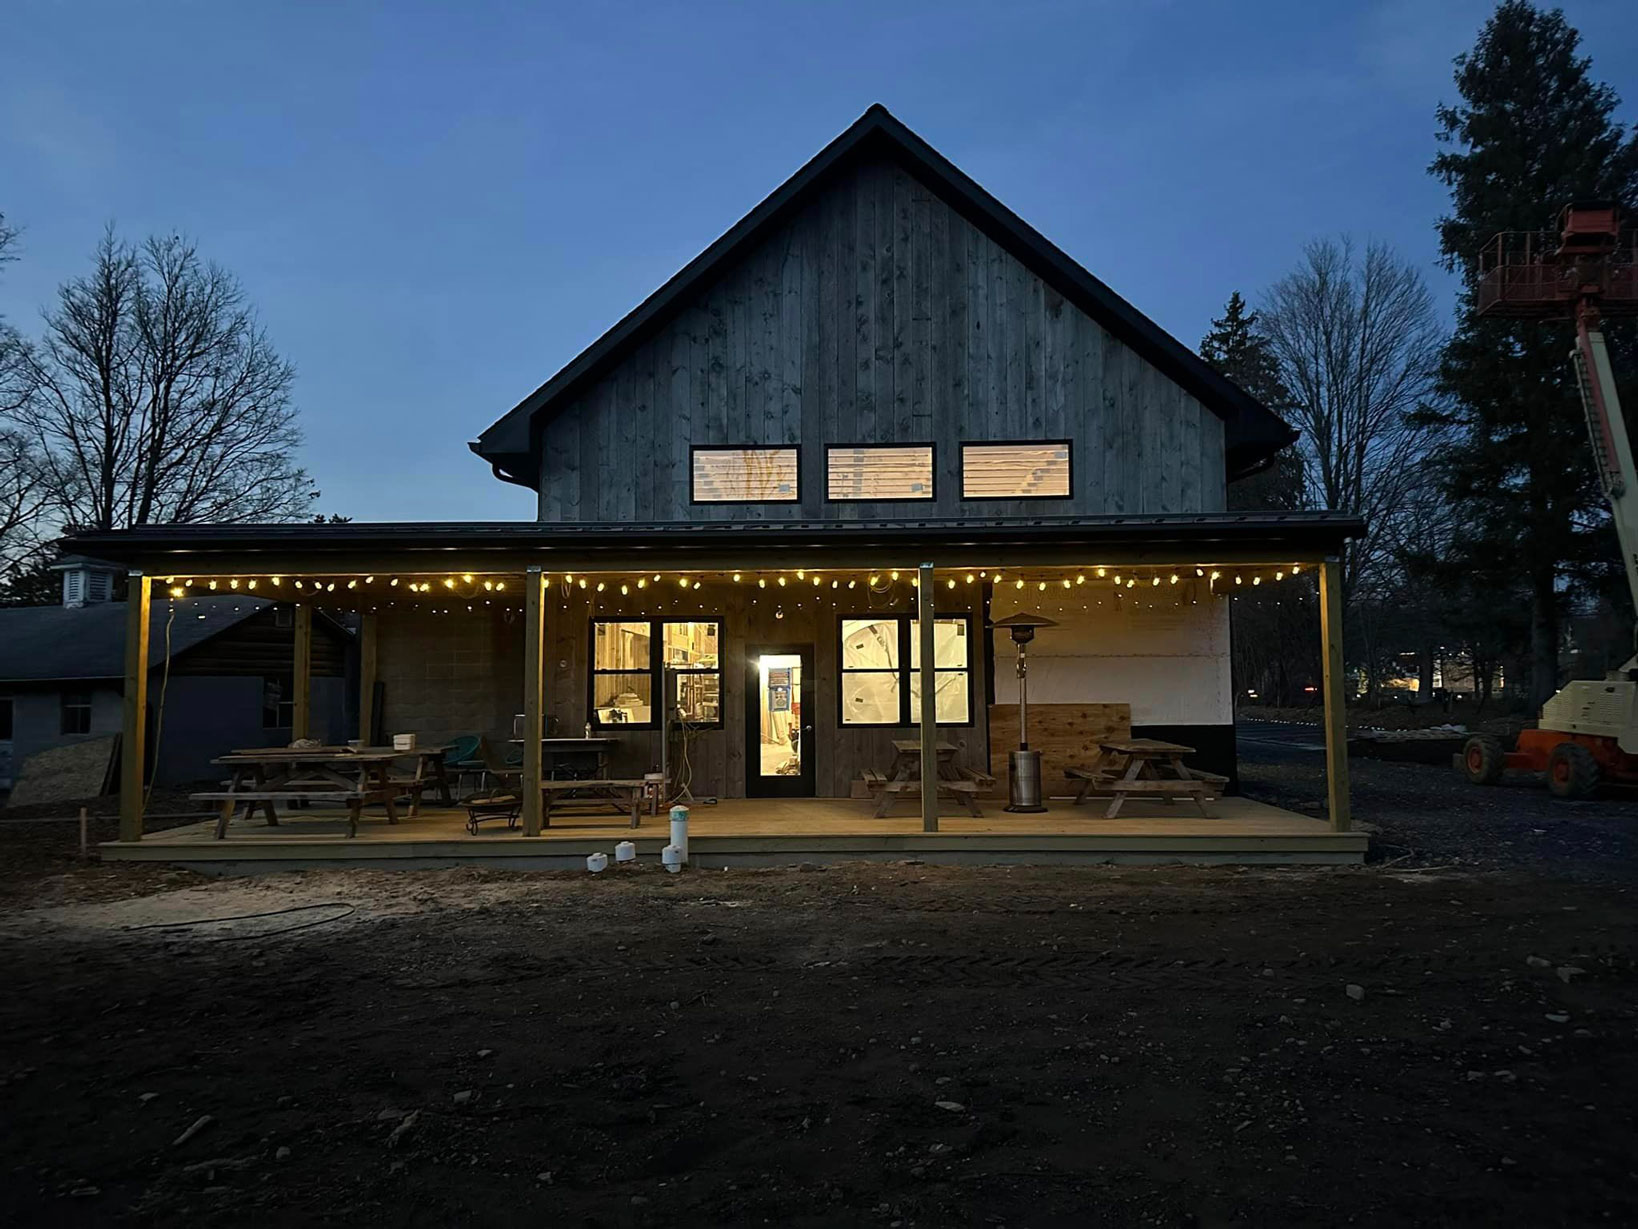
[872,739,983,818]
[194,746,452,839]
[1070,739,1217,819]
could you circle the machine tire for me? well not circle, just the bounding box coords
[1462,735,1506,785]
[1547,742,1601,800]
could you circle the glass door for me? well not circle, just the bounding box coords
[745,645,816,797]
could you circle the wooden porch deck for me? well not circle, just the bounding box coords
[102,796,1365,868]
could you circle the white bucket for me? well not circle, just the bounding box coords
[586,851,609,873]
[661,844,683,874]
[614,840,636,863]
[669,805,689,860]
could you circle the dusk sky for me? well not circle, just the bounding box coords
[4,0,1636,523]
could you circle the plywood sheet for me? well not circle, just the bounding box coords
[987,703,1131,797]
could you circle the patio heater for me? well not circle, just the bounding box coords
[993,612,1057,813]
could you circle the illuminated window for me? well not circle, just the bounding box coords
[590,618,722,728]
[826,444,934,501]
[960,441,1072,499]
[839,615,972,726]
[691,447,799,503]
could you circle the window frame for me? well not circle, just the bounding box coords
[587,617,725,731]
[688,444,801,506]
[60,688,93,736]
[262,674,294,730]
[836,612,975,728]
[958,439,1074,501]
[823,441,937,503]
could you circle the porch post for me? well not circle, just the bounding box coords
[118,571,150,843]
[917,562,937,833]
[358,612,378,745]
[521,566,546,837]
[1318,557,1351,832]
[291,602,313,741]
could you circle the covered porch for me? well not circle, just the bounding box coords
[69,513,1364,866]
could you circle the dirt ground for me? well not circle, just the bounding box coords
[2,764,1636,1226]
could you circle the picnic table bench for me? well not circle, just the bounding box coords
[870,740,983,818]
[1067,739,1219,819]
[540,778,648,828]
[195,746,452,839]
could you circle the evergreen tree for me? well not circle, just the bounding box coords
[1201,293,1315,707]
[1199,292,1305,511]
[1427,1,1638,707]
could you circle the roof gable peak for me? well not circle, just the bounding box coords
[472,104,1293,485]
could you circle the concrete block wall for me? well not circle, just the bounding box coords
[376,608,524,747]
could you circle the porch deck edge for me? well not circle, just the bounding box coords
[100,828,1367,867]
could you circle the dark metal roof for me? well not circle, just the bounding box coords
[0,596,271,684]
[471,103,1297,486]
[62,513,1362,573]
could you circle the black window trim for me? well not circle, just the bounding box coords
[958,438,1075,502]
[588,616,726,731]
[688,444,802,506]
[823,440,937,503]
[836,611,975,728]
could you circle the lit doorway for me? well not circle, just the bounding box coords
[745,645,815,797]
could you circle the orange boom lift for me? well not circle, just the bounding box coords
[1462,204,1638,797]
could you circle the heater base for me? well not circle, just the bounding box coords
[1006,749,1046,812]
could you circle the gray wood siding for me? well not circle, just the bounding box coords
[537,155,1226,522]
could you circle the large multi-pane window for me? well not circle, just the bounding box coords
[960,441,1072,499]
[591,618,723,728]
[826,444,934,501]
[838,614,973,726]
[691,446,799,503]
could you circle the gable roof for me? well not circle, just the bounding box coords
[0,597,335,685]
[471,103,1296,487]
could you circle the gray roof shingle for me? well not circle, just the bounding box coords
[0,597,271,684]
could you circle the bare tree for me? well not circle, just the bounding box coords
[0,214,51,575]
[15,228,315,531]
[1260,238,1445,604]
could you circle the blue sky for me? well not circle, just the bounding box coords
[4,0,1636,522]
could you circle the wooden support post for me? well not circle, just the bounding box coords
[292,602,313,742]
[521,566,546,837]
[917,562,938,833]
[358,612,378,746]
[1319,558,1351,832]
[119,571,150,843]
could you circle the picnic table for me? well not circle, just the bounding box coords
[1066,739,1218,819]
[193,745,453,839]
[869,739,983,818]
